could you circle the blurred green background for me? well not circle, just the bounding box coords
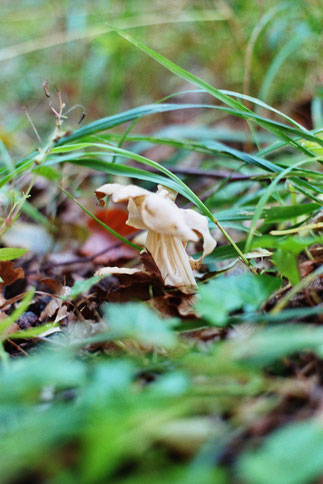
[1,0,322,157]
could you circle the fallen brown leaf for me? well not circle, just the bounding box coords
[40,277,64,294]
[39,298,61,322]
[0,261,25,286]
[98,251,197,317]
[299,260,316,278]
[39,278,70,322]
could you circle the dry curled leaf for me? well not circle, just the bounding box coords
[152,293,197,318]
[40,277,64,294]
[94,251,163,303]
[0,261,24,286]
[39,298,61,322]
[39,278,70,323]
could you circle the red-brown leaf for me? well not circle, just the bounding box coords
[0,261,25,286]
[80,208,138,264]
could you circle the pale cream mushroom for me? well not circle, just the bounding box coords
[94,183,216,293]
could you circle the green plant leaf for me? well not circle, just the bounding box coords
[102,302,178,349]
[216,203,320,223]
[45,156,180,190]
[272,249,299,285]
[107,25,323,150]
[6,323,59,339]
[196,274,281,326]
[271,236,321,285]
[233,324,323,366]
[0,248,27,261]
[238,420,323,484]
[65,276,102,300]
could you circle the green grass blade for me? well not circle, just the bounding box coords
[0,290,35,337]
[45,156,180,190]
[244,159,313,252]
[106,25,250,114]
[106,24,323,150]
[90,134,281,173]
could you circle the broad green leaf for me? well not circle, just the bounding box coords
[262,203,321,223]
[272,236,322,285]
[149,372,189,397]
[0,352,86,401]
[216,203,320,223]
[196,274,281,326]
[272,249,299,285]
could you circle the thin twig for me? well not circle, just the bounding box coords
[145,165,291,183]
[23,106,43,144]
[271,267,323,314]
[171,167,251,180]
[146,165,253,180]
[6,339,29,356]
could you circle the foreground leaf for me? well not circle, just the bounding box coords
[238,420,323,484]
[196,274,281,326]
[102,302,178,349]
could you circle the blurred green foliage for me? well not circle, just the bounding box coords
[1,0,322,155]
[2,311,323,483]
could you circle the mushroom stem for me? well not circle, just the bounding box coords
[146,231,196,289]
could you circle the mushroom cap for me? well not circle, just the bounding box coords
[95,183,216,248]
[183,209,217,258]
[95,183,150,204]
[141,194,198,241]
